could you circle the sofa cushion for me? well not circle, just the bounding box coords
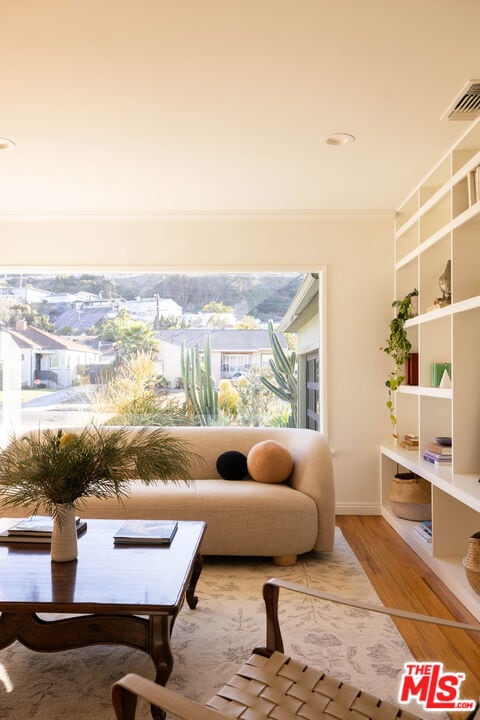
[247,440,294,484]
[79,479,317,556]
[216,451,248,480]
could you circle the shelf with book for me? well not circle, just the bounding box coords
[384,119,480,620]
[380,448,480,619]
[380,498,434,565]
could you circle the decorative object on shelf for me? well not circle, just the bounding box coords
[435,436,452,446]
[380,288,418,438]
[431,362,452,388]
[438,259,451,307]
[0,425,198,562]
[462,531,480,594]
[399,433,419,451]
[406,352,418,386]
[389,472,432,521]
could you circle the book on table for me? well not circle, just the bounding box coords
[0,515,87,543]
[7,514,82,536]
[113,520,178,545]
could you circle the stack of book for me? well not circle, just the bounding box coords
[0,515,87,543]
[423,440,452,467]
[414,520,432,543]
[400,433,419,451]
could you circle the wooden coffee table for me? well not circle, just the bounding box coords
[0,517,206,719]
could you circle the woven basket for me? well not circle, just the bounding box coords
[463,532,480,594]
[389,473,432,521]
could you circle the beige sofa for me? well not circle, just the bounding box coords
[9,426,335,565]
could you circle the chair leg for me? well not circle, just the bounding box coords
[273,554,297,566]
[112,683,138,720]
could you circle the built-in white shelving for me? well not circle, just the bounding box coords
[381,117,480,620]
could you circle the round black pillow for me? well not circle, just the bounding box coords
[216,451,248,480]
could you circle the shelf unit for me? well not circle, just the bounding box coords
[381,117,480,620]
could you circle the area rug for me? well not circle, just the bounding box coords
[0,529,436,720]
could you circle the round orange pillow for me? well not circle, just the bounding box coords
[247,440,294,484]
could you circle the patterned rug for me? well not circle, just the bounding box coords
[0,529,435,720]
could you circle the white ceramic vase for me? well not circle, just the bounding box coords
[51,503,78,562]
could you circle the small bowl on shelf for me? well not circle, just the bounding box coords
[435,436,452,447]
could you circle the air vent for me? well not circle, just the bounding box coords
[445,80,480,120]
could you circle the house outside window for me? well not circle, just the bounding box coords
[49,355,59,369]
[221,353,251,378]
[277,272,325,433]
[260,353,273,367]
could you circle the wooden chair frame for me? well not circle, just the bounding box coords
[112,578,480,720]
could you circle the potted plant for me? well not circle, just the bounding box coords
[381,289,418,438]
[0,425,198,561]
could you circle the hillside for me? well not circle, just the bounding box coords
[5,272,304,322]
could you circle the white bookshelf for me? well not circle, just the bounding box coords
[381,117,480,620]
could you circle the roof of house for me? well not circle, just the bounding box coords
[53,307,112,333]
[8,326,100,354]
[157,328,287,352]
[277,273,320,332]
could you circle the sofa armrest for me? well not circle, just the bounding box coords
[288,431,335,551]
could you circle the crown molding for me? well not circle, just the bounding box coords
[0,209,395,222]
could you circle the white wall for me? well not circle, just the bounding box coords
[1,211,394,512]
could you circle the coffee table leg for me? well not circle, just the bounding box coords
[186,553,203,609]
[148,615,174,720]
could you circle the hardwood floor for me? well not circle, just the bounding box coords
[336,515,480,706]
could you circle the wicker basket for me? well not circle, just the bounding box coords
[463,532,480,594]
[389,472,432,521]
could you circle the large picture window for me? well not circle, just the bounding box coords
[0,271,324,433]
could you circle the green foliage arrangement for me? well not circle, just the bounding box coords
[381,289,418,437]
[0,425,198,521]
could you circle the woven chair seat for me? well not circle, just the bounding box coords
[112,580,480,720]
[206,651,420,720]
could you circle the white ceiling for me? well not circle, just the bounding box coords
[1,0,480,215]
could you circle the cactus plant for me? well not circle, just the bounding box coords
[260,320,298,427]
[181,336,219,426]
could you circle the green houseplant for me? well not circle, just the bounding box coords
[381,289,418,438]
[0,425,198,561]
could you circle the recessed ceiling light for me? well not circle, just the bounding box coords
[0,137,16,151]
[324,133,355,146]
